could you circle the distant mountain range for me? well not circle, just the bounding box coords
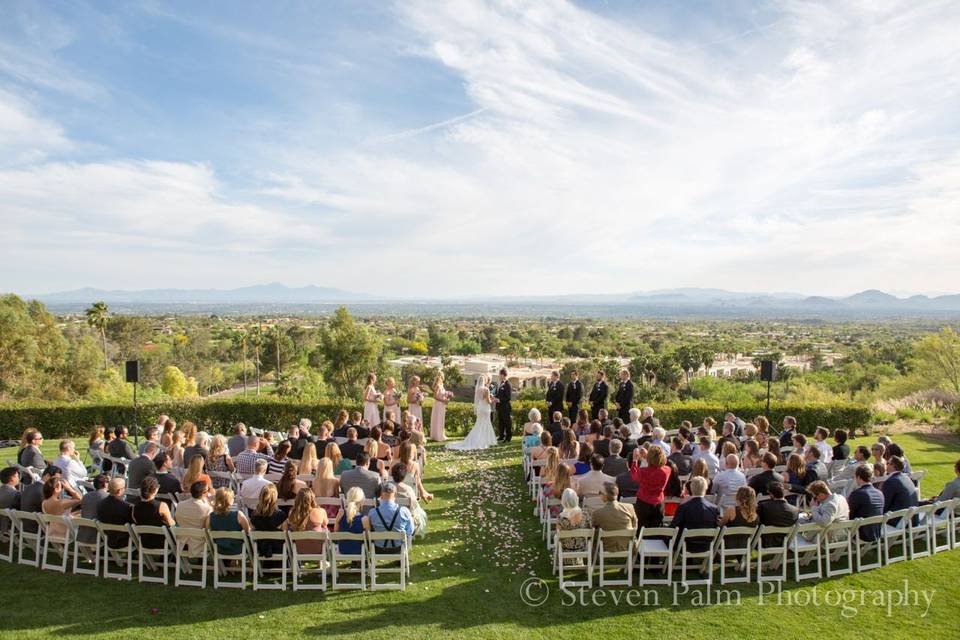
[19,284,960,316]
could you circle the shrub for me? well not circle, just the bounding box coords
[0,398,873,440]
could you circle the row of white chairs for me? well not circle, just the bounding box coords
[0,509,410,591]
[548,500,960,590]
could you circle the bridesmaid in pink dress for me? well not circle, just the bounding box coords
[382,377,402,426]
[407,376,424,430]
[429,373,454,442]
[363,373,382,427]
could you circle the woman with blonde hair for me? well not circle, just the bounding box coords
[182,421,198,448]
[542,463,573,516]
[250,484,286,557]
[382,377,401,425]
[205,488,250,555]
[541,446,560,483]
[363,372,382,427]
[312,457,341,518]
[300,442,319,476]
[429,372,454,442]
[363,438,387,476]
[283,488,328,553]
[325,442,351,475]
[558,428,579,462]
[207,434,235,488]
[753,415,770,435]
[333,486,366,554]
[407,375,425,429]
[721,440,738,459]
[334,409,349,432]
[395,441,433,501]
[181,455,211,497]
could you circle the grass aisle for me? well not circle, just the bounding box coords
[0,434,958,639]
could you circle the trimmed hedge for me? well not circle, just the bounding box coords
[0,397,872,440]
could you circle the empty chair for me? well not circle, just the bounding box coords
[931,498,955,553]
[0,508,14,563]
[13,511,42,567]
[881,508,912,564]
[907,503,935,559]
[635,527,676,586]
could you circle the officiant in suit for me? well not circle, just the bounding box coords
[495,369,514,442]
[589,371,609,420]
[565,370,583,421]
[545,371,564,423]
[614,369,634,422]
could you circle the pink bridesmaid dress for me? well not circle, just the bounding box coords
[382,388,402,425]
[430,384,450,442]
[408,388,424,430]
[363,385,381,427]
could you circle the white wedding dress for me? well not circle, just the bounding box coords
[447,380,498,451]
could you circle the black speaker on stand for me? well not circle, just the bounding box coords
[760,359,776,419]
[126,360,141,447]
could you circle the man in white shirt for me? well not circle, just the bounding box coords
[626,408,643,440]
[574,454,614,513]
[712,453,746,509]
[649,427,671,457]
[53,439,88,490]
[239,459,273,509]
[692,436,720,476]
[813,426,833,464]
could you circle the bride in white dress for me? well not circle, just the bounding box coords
[447,375,498,451]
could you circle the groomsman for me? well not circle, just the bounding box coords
[565,370,583,421]
[589,371,609,420]
[545,371,564,422]
[495,368,513,442]
[614,369,634,423]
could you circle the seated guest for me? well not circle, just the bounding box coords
[614,466,638,503]
[572,443,593,475]
[268,440,293,476]
[833,429,850,461]
[713,454,746,509]
[52,439,88,490]
[390,463,428,537]
[363,481,413,552]
[291,418,318,460]
[529,432,553,465]
[332,410,351,438]
[629,445,672,528]
[139,426,161,456]
[555,488,592,552]
[747,452,783,496]
[76,474,109,544]
[299,442,320,476]
[312,458,342,518]
[205,487,250,555]
[625,408,643,440]
[0,467,21,515]
[668,437,692,476]
[741,440,762,470]
[884,443,913,474]
[97,478,134,548]
[339,452,382,499]
[523,423,543,450]
[719,486,759,547]
[685,458,712,496]
[591,483,637,552]
[837,446,871,480]
[132,476,175,548]
[107,426,136,472]
[181,455,212,498]
[881,456,918,525]
[152,452,182,496]
[206,435,235,487]
[558,429,579,462]
[812,426,833,463]
[235,436,271,475]
[523,408,543,436]
[547,412,564,448]
[847,465,885,541]
[176,480,214,531]
[934,458,960,501]
[239,459,273,510]
[40,477,81,539]
[692,436,720,476]
[339,428,365,462]
[23,467,79,534]
[250,483,287,557]
[804,480,849,540]
[602,439,629,477]
[583,418,602,446]
[542,463,574,516]
[227,422,248,458]
[334,486,367,554]
[181,423,209,467]
[277,461,307,503]
[778,416,798,448]
[127,442,158,490]
[575,454,614,512]
[870,443,885,467]
[368,426,391,461]
[592,425,615,458]
[325,442,352,475]
[714,422,738,455]
[803,447,828,485]
[649,427,670,457]
[757,482,799,545]
[346,411,369,439]
[18,428,46,469]
[671,477,720,551]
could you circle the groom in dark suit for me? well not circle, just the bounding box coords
[589,370,608,419]
[495,369,513,442]
[565,370,583,421]
[614,369,634,422]
[545,371,564,423]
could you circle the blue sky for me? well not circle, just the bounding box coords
[1,0,959,297]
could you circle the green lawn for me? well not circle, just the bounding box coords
[1,432,958,640]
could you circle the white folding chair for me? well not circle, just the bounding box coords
[13,510,42,567]
[716,526,757,584]
[594,528,636,587]
[909,470,926,498]
[171,526,209,588]
[753,524,795,582]
[131,525,173,584]
[327,531,367,590]
[287,530,328,591]
[673,528,718,586]
[635,527,675,586]
[39,513,73,573]
[853,515,885,571]
[881,508,911,564]
[931,498,955,553]
[0,508,15,563]
[541,498,561,548]
[952,498,960,550]
[69,516,101,576]
[908,503,935,559]
[250,530,290,591]
[789,522,823,581]
[367,531,409,591]
[823,520,856,577]
[209,529,249,589]
[552,528,595,589]
[97,522,134,581]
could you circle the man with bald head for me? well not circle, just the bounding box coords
[712,453,746,509]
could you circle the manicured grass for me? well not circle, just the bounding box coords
[1,432,958,640]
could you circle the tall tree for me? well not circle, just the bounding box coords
[913,327,960,393]
[85,301,110,369]
[317,307,381,398]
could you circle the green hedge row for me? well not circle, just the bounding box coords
[0,397,872,440]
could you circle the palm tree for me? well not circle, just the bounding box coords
[85,301,110,369]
